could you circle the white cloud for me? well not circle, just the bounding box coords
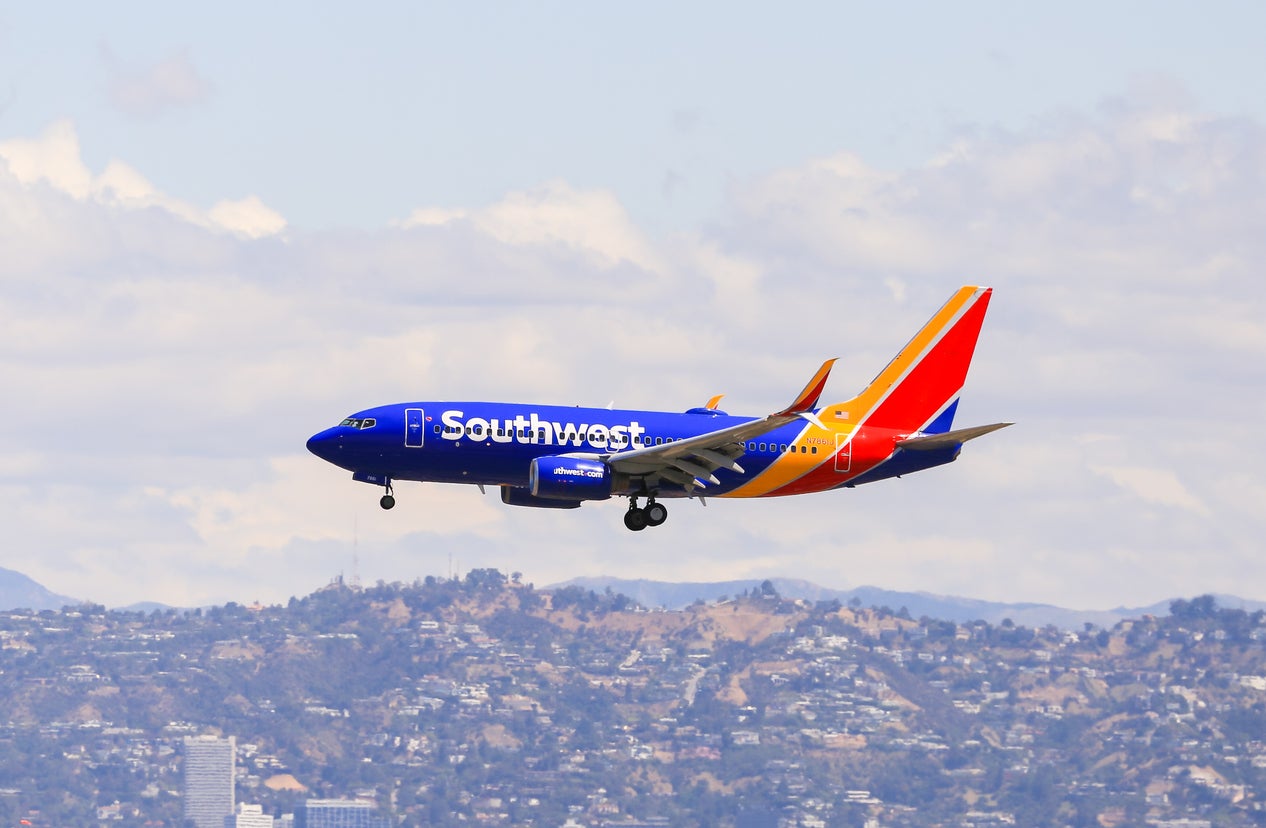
[103,47,213,118]
[1,90,1264,611]
[1090,465,1211,516]
[0,120,95,197]
[399,180,662,273]
[0,120,284,238]
[208,195,287,239]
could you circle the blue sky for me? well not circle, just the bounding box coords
[7,3,1266,234]
[1,3,1265,609]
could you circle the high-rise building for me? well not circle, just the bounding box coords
[183,734,236,828]
[225,803,274,828]
[301,798,390,828]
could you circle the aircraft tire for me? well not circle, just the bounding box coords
[623,507,648,531]
[645,502,668,527]
[380,494,396,510]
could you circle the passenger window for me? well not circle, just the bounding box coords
[812,446,818,454]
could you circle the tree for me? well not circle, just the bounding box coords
[1170,594,1217,622]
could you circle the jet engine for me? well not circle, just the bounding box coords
[529,455,613,501]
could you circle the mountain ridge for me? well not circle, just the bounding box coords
[5,565,1262,630]
[552,575,1266,629]
[0,566,80,611]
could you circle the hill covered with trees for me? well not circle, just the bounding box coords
[2,572,1266,826]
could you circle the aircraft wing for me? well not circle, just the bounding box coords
[606,359,836,491]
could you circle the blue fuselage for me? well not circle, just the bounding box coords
[308,402,773,495]
[305,400,959,500]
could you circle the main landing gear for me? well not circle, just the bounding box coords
[624,497,668,531]
[379,483,395,510]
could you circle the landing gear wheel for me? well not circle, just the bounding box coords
[624,507,648,531]
[380,494,396,510]
[644,501,668,527]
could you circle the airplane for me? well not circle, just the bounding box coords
[306,285,1010,531]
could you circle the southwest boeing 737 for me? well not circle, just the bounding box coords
[307,285,1009,531]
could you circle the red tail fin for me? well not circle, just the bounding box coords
[820,286,993,433]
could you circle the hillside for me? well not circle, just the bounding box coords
[556,575,1266,628]
[2,574,1266,826]
[0,565,78,611]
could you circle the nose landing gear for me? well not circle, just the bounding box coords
[352,472,396,510]
[624,497,667,531]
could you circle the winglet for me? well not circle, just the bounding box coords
[704,394,725,411]
[776,358,837,416]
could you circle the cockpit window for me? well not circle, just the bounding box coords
[339,418,377,430]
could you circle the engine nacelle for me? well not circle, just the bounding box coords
[500,486,582,509]
[529,455,613,501]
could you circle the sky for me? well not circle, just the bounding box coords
[2,3,1265,611]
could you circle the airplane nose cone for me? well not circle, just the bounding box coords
[306,427,342,462]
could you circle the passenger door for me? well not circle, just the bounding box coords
[405,408,425,448]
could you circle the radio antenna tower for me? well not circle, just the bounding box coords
[351,515,362,590]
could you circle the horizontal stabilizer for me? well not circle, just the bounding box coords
[897,422,1013,450]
